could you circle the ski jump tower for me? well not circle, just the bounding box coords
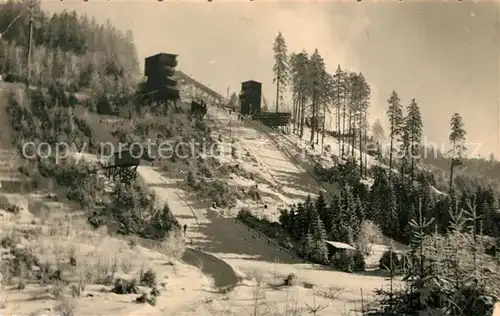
[144,53,180,104]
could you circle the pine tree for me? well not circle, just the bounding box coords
[333,65,346,155]
[304,194,316,231]
[272,31,289,112]
[308,203,322,237]
[400,113,410,181]
[338,185,360,244]
[315,191,329,232]
[409,199,435,280]
[321,73,335,153]
[341,71,352,157]
[327,195,340,239]
[371,118,386,142]
[368,167,390,222]
[477,186,498,236]
[300,231,315,259]
[448,112,467,192]
[464,197,483,272]
[294,202,309,240]
[329,195,344,242]
[376,200,499,315]
[346,72,358,157]
[289,53,299,134]
[405,98,423,183]
[395,181,418,241]
[289,51,309,137]
[350,72,370,176]
[308,49,327,149]
[386,185,400,237]
[286,206,297,234]
[310,213,329,264]
[371,119,386,162]
[279,205,297,234]
[386,91,404,183]
[489,153,496,162]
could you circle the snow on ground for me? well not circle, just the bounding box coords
[207,108,328,220]
[136,165,397,315]
[0,86,394,315]
[137,165,301,265]
[283,126,379,170]
[0,147,208,316]
[0,189,210,316]
[0,75,431,315]
[0,86,212,316]
[100,104,395,314]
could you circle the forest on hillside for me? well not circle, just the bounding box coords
[259,31,500,315]
[270,32,500,195]
[0,0,139,111]
[2,1,181,242]
[2,2,500,313]
[269,30,500,251]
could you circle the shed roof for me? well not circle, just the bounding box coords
[325,240,356,250]
[146,52,178,59]
[242,80,262,85]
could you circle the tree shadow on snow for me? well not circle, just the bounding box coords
[273,169,324,197]
[179,198,301,264]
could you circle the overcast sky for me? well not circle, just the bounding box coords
[42,1,500,158]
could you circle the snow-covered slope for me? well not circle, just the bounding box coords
[206,108,327,221]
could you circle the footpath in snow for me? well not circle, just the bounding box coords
[136,166,241,291]
[136,165,301,265]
